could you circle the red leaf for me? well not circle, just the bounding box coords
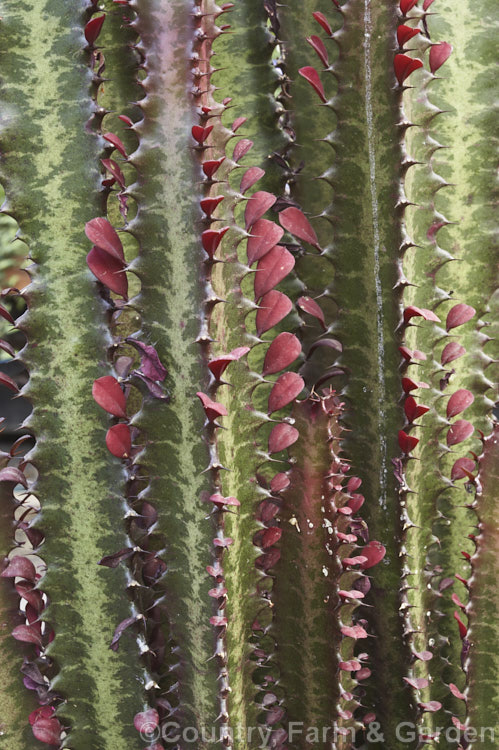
[413,650,433,661]
[209,493,240,508]
[208,346,250,380]
[103,132,127,158]
[0,372,20,392]
[254,246,294,299]
[93,376,127,417]
[85,218,124,261]
[394,53,423,85]
[29,707,55,726]
[339,659,361,672]
[338,589,365,600]
[297,295,326,329]
[118,114,133,126]
[233,138,253,162]
[441,341,466,365]
[359,541,386,569]
[87,247,128,298]
[110,614,140,650]
[126,339,168,381]
[312,11,332,36]
[402,376,428,393]
[210,616,228,627]
[397,24,421,47]
[400,0,418,13]
[268,372,304,414]
[232,116,247,132]
[454,610,468,639]
[446,303,475,331]
[447,389,474,419]
[200,196,224,217]
[98,547,134,568]
[270,472,290,492]
[307,35,329,67]
[447,420,474,447]
[404,396,430,422]
[105,423,132,458]
[404,676,429,690]
[449,683,466,701]
[403,305,440,323]
[240,166,265,195]
[298,66,327,103]
[202,157,225,179]
[347,493,365,513]
[419,701,442,713]
[0,466,28,487]
[451,457,476,481]
[422,0,435,8]
[0,304,15,325]
[256,291,292,336]
[341,624,368,639]
[429,42,452,73]
[261,527,282,548]
[244,191,277,230]
[268,423,299,454]
[278,206,320,248]
[85,14,105,45]
[32,718,61,746]
[201,227,229,259]
[12,624,42,646]
[247,220,284,265]
[262,333,302,376]
[399,429,419,453]
[1,556,36,580]
[191,124,213,144]
[196,392,228,422]
[134,709,159,733]
[101,158,126,189]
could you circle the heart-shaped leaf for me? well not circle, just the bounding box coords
[359,541,386,569]
[451,457,476,481]
[394,54,423,85]
[196,392,228,422]
[397,25,421,47]
[208,347,250,380]
[399,429,419,453]
[256,291,292,336]
[404,396,430,422]
[297,295,326,329]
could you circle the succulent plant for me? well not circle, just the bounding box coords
[0,0,496,748]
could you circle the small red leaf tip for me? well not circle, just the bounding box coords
[263,332,301,376]
[298,66,327,103]
[191,124,213,144]
[278,206,320,248]
[429,42,452,74]
[312,11,333,36]
[341,624,368,639]
[209,493,240,507]
[404,676,429,690]
[447,419,474,447]
[85,217,124,261]
[208,346,250,380]
[1,555,36,580]
[394,53,423,85]
[106,423,132,458]
[399,429,419,453]
[268,372,305,414]
[103,132,128,158]
[85,14,105,46]
[453,610,468,639]
[397,24,421,47]
[93,376,127,418]
[307,35,329,67]
[232,116,247,132]
[201,227,230,259]
[446,303,476,331]
[446,389,474,419]
[400,0,419,13]
[196,392,228,422]
[268,423,299,454]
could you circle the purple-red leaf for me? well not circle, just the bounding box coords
[87,247,128,298]
[403,305,440,323]
[394,53,423,85]
[209,493,240,508]
[202,157,225,179]
[419,701,442,713]
[446,303,475,331]
[103,132,127,158]
[201,227,229,259]
[240,166,265,195]
[359,541,386,569]
[404,396,430,423]
[268,372,304,414]
[101,158,126,189]
[0,305,15,325]
[247,220,284,265]
[261,527,282,548]
[200,196,224,217]
[0,466,28,487]
[341,624,368,639]
[268,423,299,454]
[262,332,301,376]
[98,547,134,568]
[400,0,418,13]
[192,124,213,144]
[347,493,365,513]
[297,295,326,329]
[244,191,277,230]
[0,372,19,392]
[307,35,329,67]
[125,339,168,381]
[105,423,132,458]
[233,138,253,162]
[399,429,419,453]
[196,392,228,422]
[441,341,466,365]
[31,718,61,746]
[1,555,36,580]
[447,420,474,447]
[299,66,327,102]
[312,11,332,35]
[254,246,294,299]
[270,472,290,492]
[92,376,127,417]
[232,116,247,132]
[454,610,468,638]
[256,291,292,336]
[110,615,140,650]
[208,347,250,380]
[134,709,159,734]
[447,389,474,419]
[404,676,429,690]
[449,683,466,701]
[12,624,42,646]
[451,457,476,481]
[85,14,105,45]
[397,24,421,47]
[278,206,320,248]
[429,42,452,73]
